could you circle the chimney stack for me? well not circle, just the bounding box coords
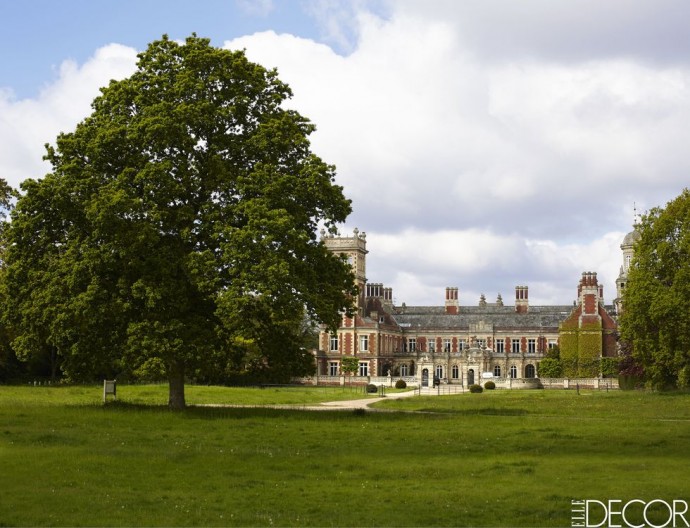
[515,286,529,313]
[445,287,459,314]
[578,272,601,317]
[383,287,393,307]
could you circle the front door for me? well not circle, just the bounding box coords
[468,369,475,386]
[422,368,429,387]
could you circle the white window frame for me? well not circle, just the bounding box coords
[329,361,339,376]
[511,339,520,354]
[528,338,536,354]
[400,364,408,377]
[510,365,518,378]
[408,338,416,352]
[358,362,369,377]
[428,339,436,353]
[330,334,338,351]
[451,364,459,379]
[359,335,369,352]
[494,365,502,377]
[435,365,444,379]
[443,339,451,353]
[495,340,505,354]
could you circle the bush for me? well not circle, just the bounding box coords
[619,374,645,390]
[484,380,496,390]
[469,384,483,393]
[395,379,407,389]
[366,383,379,393]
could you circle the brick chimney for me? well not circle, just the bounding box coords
[578,272,602,324]
[445,287,459,314]
[515,286,529,314]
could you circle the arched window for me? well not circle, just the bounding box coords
[493,365,501,377]
[435,365,444,379]
[525,364,536,378]
[400,364,408,377]
[451,364,459,379]
[510,365,518,379]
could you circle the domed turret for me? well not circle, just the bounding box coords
[621,228,640,248]
[616,224,640,314]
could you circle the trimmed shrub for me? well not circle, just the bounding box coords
[469,384,483,393]
[366,383,379,393]
[395,379,407,389]
[484,380,496,390]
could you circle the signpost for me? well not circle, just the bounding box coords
[103,380,117,402]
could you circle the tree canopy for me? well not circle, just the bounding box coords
[619,188,690,389]
[2,35,356,407]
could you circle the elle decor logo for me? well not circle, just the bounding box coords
[572,499,690,528]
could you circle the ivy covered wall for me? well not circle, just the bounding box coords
[559,317,604,377]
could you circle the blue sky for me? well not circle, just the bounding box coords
[0,0,359,99]
[2,0,689,306]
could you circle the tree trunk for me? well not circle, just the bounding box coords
[168,362,186,410]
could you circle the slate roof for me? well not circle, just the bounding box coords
[390,305,576,332]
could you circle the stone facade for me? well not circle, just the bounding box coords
[317,228,622,386]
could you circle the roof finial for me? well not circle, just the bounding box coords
[633,202,638,226]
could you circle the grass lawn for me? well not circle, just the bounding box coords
[0,383,386,407]
[1,385,689,526]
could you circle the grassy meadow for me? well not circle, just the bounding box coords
[1,385,689,526]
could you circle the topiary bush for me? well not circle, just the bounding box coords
[395,379,407,389]
[469,384,483,393]
[484,380,496,390]
[366,383,379,393]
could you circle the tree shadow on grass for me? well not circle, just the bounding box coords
[415,407,529,416]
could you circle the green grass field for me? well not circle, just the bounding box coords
[1,385,688,526]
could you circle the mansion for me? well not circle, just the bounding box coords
[315,228,634,387]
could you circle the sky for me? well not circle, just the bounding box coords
[1,0,689,308]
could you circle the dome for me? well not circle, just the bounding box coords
[622,228,640,247]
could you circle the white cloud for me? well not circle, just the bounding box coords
[4,2,689,307]
[235,0,275,17]
[0,43,137,189]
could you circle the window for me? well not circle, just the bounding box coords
[428,340,436,353]
[359,335,369,352]
[495,340,505,354]
[511,339,520,354]
[477,338,486,349]
[528,339,536,354]
[400,364,408,377]
[525,364,536,378]
[408,338,416,352]
[510,365,517,378]
[548,340,558,349]
[451,364,459,379]
[443,339,451,353]
[435,365,444,379]
[358,362,369,377]
[493,365,501,377]
[329,362,339,376]
[330,334,338,351]
[458,339,466,351]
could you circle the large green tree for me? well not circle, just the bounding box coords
[620,188,690,389]
[0,177,17,381]
[3,35,356,408]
